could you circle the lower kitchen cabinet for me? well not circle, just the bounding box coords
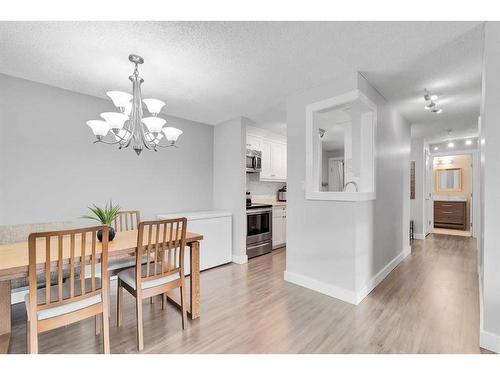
[272,206,286,248]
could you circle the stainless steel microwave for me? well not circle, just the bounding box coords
[246,149,262,173]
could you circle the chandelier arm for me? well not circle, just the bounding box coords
[153,143,177,148]
[93,138,124,145]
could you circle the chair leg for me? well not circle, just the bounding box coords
[136,297,144,351]
[28,319,38,354]
[95,315,101,335]
[102,312,110,354]
[162,293,166,310]
[180,281,187,330]
[26,322,30,353]
[150,296,154,304]
[117,279,123,327]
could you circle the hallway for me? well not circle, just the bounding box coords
[8,235,481,353]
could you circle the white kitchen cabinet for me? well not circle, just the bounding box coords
[272,206,286,248]
[260,139,287,182]
[157,211,232,273]
[246,134,262,151]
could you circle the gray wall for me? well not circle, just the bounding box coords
[213,117,247,263]
[0,74,214,225]
[479,22,500,353]
[285,72,410,301]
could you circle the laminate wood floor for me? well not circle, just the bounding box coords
[8,234,482,354]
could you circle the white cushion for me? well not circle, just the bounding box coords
[25,278,102,321]
[117,266,180,290]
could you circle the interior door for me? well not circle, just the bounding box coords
[328,158,344,192]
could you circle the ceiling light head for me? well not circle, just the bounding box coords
[465,139,472,145]
[318,128,326,138]
[430,94,438,101]
[433,146,439,151]
[447,142,455,148]
[431,107,443,114]
[424,102,436,110]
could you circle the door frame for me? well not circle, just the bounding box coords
[427,149,479,238]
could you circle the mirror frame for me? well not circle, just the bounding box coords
[435,167,462,193]
[305,89,377,201]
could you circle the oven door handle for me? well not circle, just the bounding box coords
[247,209,272,215]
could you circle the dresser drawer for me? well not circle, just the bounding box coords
[435,215,465,224]
[434,206,465,216]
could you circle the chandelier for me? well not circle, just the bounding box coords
[86,54,183,155]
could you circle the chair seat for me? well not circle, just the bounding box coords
[117,266,180,290]
[25,278,102,321]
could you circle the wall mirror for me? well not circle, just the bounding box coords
[306,90,377,201]
[436,168,462,192]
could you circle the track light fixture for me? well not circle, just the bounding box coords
[423,89,443,114]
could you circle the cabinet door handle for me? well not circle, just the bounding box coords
[442,211,453,214]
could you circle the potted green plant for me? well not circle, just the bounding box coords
[81,200,120,242]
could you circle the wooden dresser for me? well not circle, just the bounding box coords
[434,200,467,230]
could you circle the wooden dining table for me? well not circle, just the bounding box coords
[0,229,203,354]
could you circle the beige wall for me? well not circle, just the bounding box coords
[433,154,472,230]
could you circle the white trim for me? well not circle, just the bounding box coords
[283,270,357,305]
[480,330,500,353]
[232,253,248,264]
[354,246,411,304]
[305,89,377,202]
[414,233,426,240]
[284,246,411,306]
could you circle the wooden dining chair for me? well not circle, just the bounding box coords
[116,218,188,351]
[25,225,111,354]
[114,210,141,232]
[108,210,142,275]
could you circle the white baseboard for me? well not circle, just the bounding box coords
[283,270,357,305]
[355,246,411,304]
[284,246,411,306]
[480,329,500,353]
[232,253,248,264]
[414,233,426,240]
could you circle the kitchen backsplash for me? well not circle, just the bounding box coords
[246,173,285,196]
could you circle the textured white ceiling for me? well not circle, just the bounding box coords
[0,21,483,131]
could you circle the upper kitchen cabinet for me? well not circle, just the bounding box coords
[261,139,287,181]
[246,133,263,151]
[246,125,287,182]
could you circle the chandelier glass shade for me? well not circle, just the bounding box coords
[86,54,183,155]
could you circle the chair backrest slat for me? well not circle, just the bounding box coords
[28,225,109,313]
[45,237,51,304]
[57,235,63,302]
[114,210,141,232]
[136,218,187,287]
[80,232,86,296]
[70,233,75,298]
[91,230,96,291]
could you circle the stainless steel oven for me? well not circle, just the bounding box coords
[246,149,262,173]
[246,204,272,258]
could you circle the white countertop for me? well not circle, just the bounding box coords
[158,210,232,221]
[253,199,287,207]
[433,195,467,202]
